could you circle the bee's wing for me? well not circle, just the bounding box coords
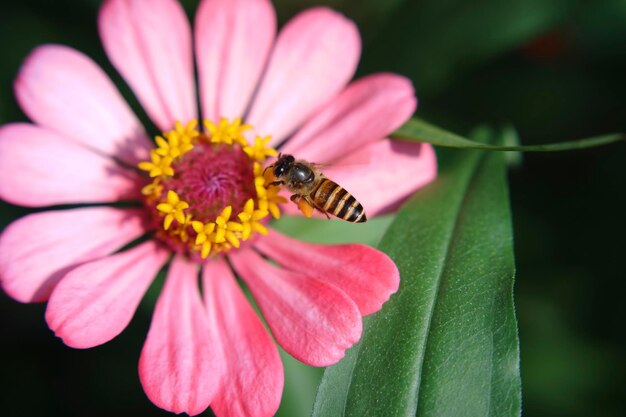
[316,152,372,168]
[312,159,369,183]
[309,162,330,169]
[306,162,329,178]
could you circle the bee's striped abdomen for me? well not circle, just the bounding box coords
[312,178,367,223]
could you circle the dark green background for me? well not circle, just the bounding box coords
[1,0,624,416]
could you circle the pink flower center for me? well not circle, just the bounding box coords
[137,119,286,260]
[164,141,256,220]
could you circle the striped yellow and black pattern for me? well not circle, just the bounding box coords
[310,178,367,223]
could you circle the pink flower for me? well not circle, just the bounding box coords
[0,0,436,416]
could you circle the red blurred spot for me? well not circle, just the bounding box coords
[520,30,572,62]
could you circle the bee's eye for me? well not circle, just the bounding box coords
[274,164,284,177]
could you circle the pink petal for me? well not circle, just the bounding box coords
[255,228,399,316]
[0,207,147,303]
[195,0,276,122]
[203,259,283,417]
[45,241,169,349]
[229,249,362,367]
[247,7,360,144]
[14,44,151,165]
[99,0,196,131]
[322,139,438,216]
[139,256,223,416]
[0,123,141,207]
[281,73,416,162]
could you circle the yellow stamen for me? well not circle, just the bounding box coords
[171,120,200,143]
[243,135,278,161]
[141,179,163,201]
[238,199,269,240]
[204,117,250,145]
[138,150,174,178]
[254,163,287,219]
[192,221,215,244]
[172,214,193,243]
[191,221,216,259]
[157,190,189,230]
[214,206,244,248]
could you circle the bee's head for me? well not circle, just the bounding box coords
[273,154,295,178]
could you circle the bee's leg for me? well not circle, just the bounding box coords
[268,180,285,187]
[291,194,314,218]
[304,195,330,219]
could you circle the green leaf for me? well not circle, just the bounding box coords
[312,127,521,416]
[393,117,624,151]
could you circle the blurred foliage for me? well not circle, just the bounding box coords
[1,0,625,416]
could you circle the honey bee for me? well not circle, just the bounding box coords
[269,154,367,223]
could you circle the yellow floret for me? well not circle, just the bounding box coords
[157,191,190,230]
[204,117,251,146]
[138,150,174,178]
[243,135,278,162]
